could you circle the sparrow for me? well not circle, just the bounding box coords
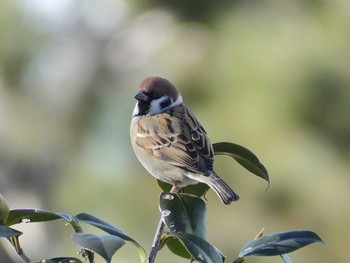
[130,76,239,204]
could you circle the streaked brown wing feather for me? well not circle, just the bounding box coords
[135,104,214,175]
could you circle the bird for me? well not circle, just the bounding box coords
[130,76,239,204]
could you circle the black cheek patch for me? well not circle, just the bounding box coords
[137,101,150,116]
[160,98,172,109]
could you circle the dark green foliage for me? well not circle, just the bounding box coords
[72,233,125,263]
[159,193,224,262]
[238,230,324,257]
[5,209,76,226]
[76,213,147,262]
[212,142,269,187]
[159,193,206,238]
[233,230,324,263]
[0,225,22,238]
[162,233,225,263]
[0,142,322,263]
[1,209,146,262]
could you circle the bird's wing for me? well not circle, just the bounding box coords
[134,104,214,176]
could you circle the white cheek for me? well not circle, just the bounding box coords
[173,95,183,106]
[148,99,162,115]
[148,95,183,115]
[132,103,139,116]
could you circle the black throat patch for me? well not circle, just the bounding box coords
[135,101,150,116]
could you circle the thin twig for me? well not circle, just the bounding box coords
[148,217,165,263]
[81,249,95,263]
[17,252,30,263]
[148,186,179,263]
[8,237,30,263]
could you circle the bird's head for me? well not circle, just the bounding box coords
[133,76,183,117]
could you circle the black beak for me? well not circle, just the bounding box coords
[134,92,149,103]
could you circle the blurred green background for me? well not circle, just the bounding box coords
[0,0,349,262]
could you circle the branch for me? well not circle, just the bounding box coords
[8,237,30,263]
[148,216,165,263]
[148,186,179,263]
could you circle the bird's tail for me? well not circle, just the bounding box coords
[201,172,239,204]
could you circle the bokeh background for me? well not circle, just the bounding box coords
[0,0,349,262]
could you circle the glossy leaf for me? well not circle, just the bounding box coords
[0,225,22,238]
[239,230,324,257]
[157,180,172,192]
[76,213,128,236]
[76,213,147,262]
[72,233,125,263]
[5,209,76,226]
[159,193,206,239]
[162,233,224,263]
[213,142,269,187]
[31,257,83,263]
[157,180,209,197]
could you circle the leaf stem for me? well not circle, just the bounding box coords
[8,237,30,263]
[148,216,165,263]
[70,217,95,263]
[148,186,179,263]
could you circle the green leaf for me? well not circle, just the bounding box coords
[162,233,224,263]
[5,209,77,226]
[0,225,22,238]
[157,181,172,192]
[76,213,147,263]
[159,193,206,239]
[6,209,61,226]
[5,209,83,233]
[72,233,125,263]
[76,213,128,236]
[213,142,270,187]
[31,257,83,263]
[162,234,192,259]
[157,180,209,197]
[239,230,324,257]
